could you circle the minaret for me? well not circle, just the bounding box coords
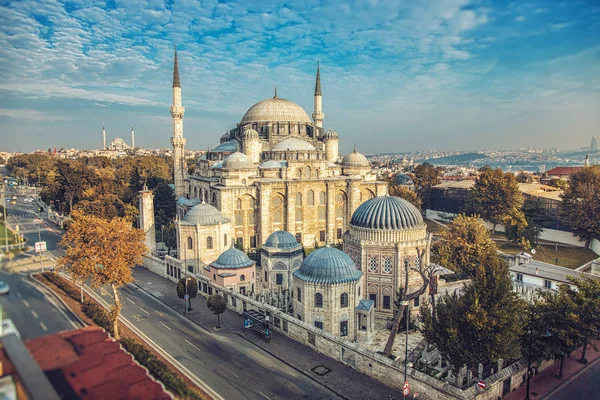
[312,62,324,129]
[102,124,106,150]
[131,125,135,149]
[584,153,589,167]
[170,47,187,198]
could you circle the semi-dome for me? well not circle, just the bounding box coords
[220,132,230,143]
[323,129,339,140]
[222,152,255,169]
[183,202,230,226]
[212,247,254,269]
[341,147,370,167]
[293,246,362,284]
[210,160,224,169]
[213,139,240,153]
[271,137,316,151]
[241,128,259,139]
[259,160,288,169]
[350,196,424,230]
[264,230,301,250]
[240,97,311,125]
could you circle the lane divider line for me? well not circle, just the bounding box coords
[140,307,150,315]
[39,322,47,331]
[185,339,202,353]
[31,310,38,319]
[159,321,172,331]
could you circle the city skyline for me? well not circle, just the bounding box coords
[0,0,599,153]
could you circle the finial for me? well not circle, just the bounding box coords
[274,85,278,98]
[353,144,357,152]
[315,61,322,96]
[102,124,105,130]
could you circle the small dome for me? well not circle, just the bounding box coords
[259,160,288,169]
[220,132,230,143]
[241,97,311,125]
[264,231,300,250]
[183,202,230,226]
[212,247,254,269]
[323,129,339,140]
[242,128,259,139]
[177,197,201,207]
[210,160,224,169]
[350,196,424,230]
[222,152,255,169]
[272,137,316,151]
[394,174,414,186]
[294,247,362,284]
[214,140,240,153]
[341,147,370,167]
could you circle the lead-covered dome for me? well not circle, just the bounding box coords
[293,246,362,284]
[241,128,259,139]
[264,231,300,250]
[350,196,424,230]
[213,140,240,153]
[183,202,230,226]
[241,97,311,125]
[271,137,316,151]
[341,148,370,167]
[222,152,255,169]
[212,247,254,269]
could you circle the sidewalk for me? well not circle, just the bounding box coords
[132,267,401,400]
[505,340,600,400]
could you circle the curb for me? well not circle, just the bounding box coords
[28,272,86,327]
[542,355,600,399]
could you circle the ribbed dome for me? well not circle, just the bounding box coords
[214,140,240,153]
[183,202,230,226]
[394,174,414,186]
[242,128,259,139]
[323,129,339,140]
[350,196,424,230]
[341,148,370,167]
[271,137,316,151]
[222,152,255,169]
[220,132,230,143]
[264,231,300,250]
[241,97,311,125]
[212,247,254,269]
[293,247,362,284]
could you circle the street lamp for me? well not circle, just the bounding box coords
[161,225,165,251]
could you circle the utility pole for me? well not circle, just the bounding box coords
[1,182,8,253]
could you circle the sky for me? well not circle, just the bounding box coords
[0,0,599,154]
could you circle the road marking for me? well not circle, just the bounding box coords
[223,366,239,378]
[140,307,150,315]
[126,297,135,304]
[259,392,273,400]
[39,322,47,331]
[16,292,23,299]
[31,310,39,319]
[22,276,80,329]
[22,299,30,308]
[185,339,202,352]
[159,321,172,331]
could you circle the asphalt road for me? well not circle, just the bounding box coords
[0,270,81,340]
[88,282,341,400]
[546,358,600,400]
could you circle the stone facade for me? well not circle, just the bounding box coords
[176,219,230,275]
[138,189,156,253]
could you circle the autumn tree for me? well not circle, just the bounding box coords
[153,182,176,230]
[548,178,568,190]
[388,185,422,210]
[75,194,135,221]
[412,163,443,210]
[177,276,198,312]
[560,166,600,248]
[58,210,147,339]
[503,209,531,250]
[434,214,497,277]
[207,293,227,329]
[468,168,524,233]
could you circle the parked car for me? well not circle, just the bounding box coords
[0,281,9,295]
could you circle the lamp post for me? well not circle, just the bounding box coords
[1,183,8,253]
[161,224,165,251]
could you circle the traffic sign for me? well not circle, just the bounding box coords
[477,380,487,390]
[34,241,47,253]
[403,380,410,396]
[184,294,189,299]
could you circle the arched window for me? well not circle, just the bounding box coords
[240,274,245,282]
[264,270,268,282]
[272,195,284,224]
[212,193,217,206]
[236,198,242,210]
[206,236,213,249]
[297,287,302,302]
[213,274,216,280]
[318,207,326,220]
[307,190,314,206]
[224,234,227,246]
[315,293,323,308]
[194,187,198,198]
[187,237,193,250]
[295,208,302,222]
[304,166,311,178]
[296,193,302,206]
[319,191,326,205]
[297,169,302,179]
[340,293,349,308]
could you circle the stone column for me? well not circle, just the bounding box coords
[326,181,336,243]
[138,189,156,253]
[286,182,295,234]
[478,363,483,380]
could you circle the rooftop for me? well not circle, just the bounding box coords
[509,259,589,284]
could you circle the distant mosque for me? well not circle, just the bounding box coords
[102,125,135,151]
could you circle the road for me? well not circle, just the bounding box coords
[0,270,82,340]
[546,358,600,400]
[87,281,341,400]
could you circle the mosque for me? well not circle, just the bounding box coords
[101,124,135,151]
[139,50,432,343]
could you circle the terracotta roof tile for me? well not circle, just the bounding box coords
[545,166,583,176]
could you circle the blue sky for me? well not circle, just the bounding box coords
[0,0,598,153]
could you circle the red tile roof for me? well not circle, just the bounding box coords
[24,326,172,400]
[545,166,583,176]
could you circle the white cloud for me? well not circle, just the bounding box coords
[0,109,72,121]
[516,15,526,22]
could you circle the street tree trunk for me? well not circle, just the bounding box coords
[217,313,221,329]
[111,284,122,340]
[579,340,588,364]
[80,281,84,304]
[558,357,564,378]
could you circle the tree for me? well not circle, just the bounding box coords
[468,168,524,233]
[58,210,147,339]
[568,277,600,363]
[412,163,443,210]
[548,178,568,190]
[153,182,176,230]
[434,214,497,277]
[162,222,177,253]
[503,209,531,250]
[420,249,526,371]
[560,166,600,248]
[176,276,198,312]
[388,185,422,210]
[207,293,227,329]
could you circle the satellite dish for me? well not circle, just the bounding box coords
[531,249,536,255]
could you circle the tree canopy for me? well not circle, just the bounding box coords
[388,185,422,210]
[153,182,177,230]
[412,163,443,210]
[560,166,600,247]
[207,293,227,328]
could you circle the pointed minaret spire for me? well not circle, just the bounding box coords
[173,46,181,88]
[131,125,135,149]
[274,85,278,98]
[315,60,322,96]
[102,124,106,150]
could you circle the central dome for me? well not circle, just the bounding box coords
[350,196,424,230]
[240,97,311,125]
[294,247,362,284]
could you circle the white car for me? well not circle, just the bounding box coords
[0,281,9,295]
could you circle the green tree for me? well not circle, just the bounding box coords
[207,293,227,329]
[162,222,177,253]
[568,277,600,363]
[548,178,568,190]
[153,182,176,230]
[560,166,600,248]
[388,185,422,210]
[176,276,198,312]
[468,168,524,233]
[412,163,443,210]
[434,214,497,277]
[503,209,531,250]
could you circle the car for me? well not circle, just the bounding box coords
[1,319,21,339]
[0,281,9,295]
